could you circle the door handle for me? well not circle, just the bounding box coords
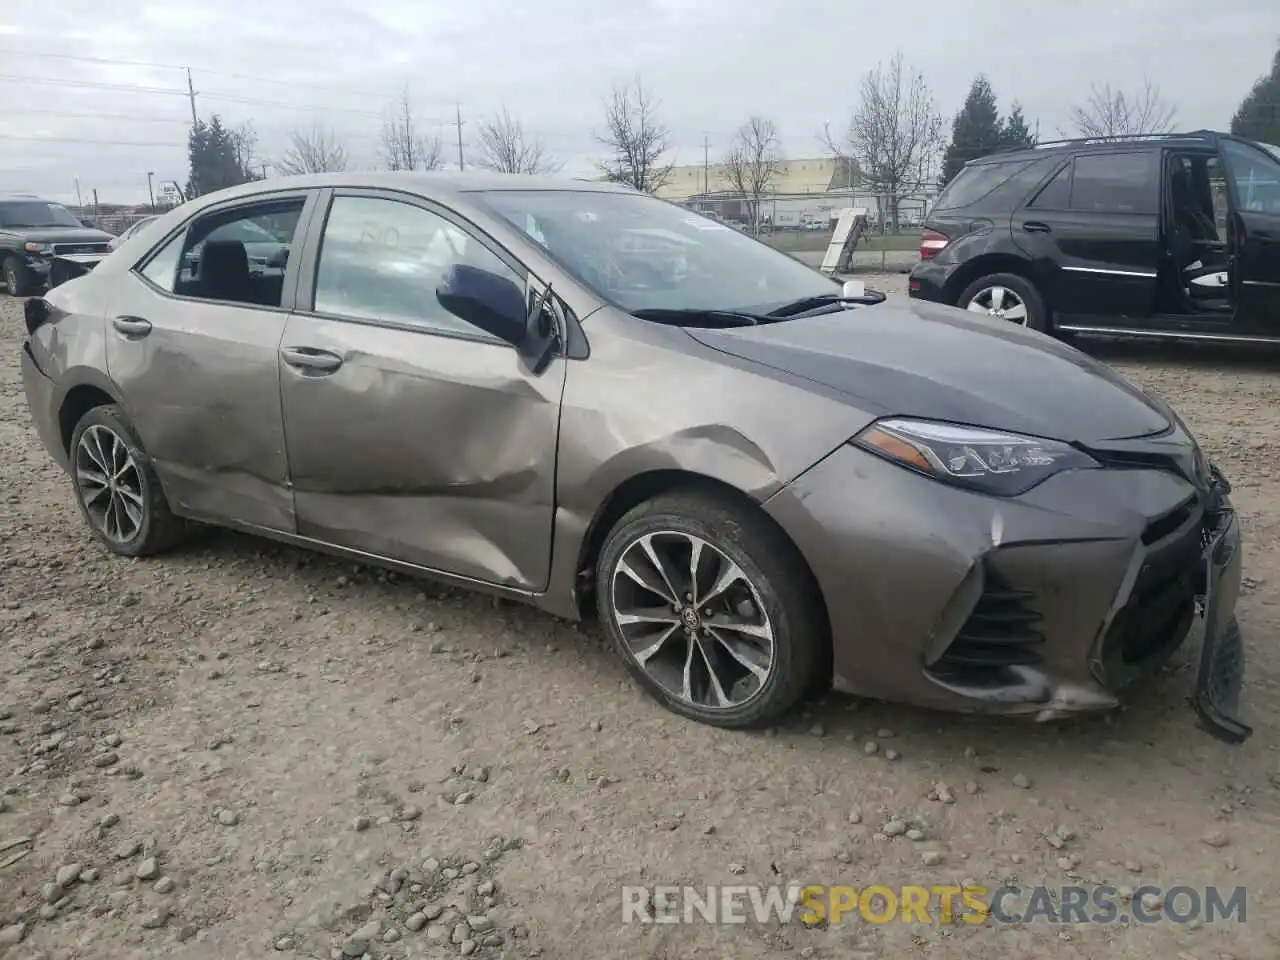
[1022,221,1051,233]
[281,346,344,374]
[112,316,152,338]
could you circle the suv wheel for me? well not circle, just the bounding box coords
[957,273,1048,333]
[3,257,33,298]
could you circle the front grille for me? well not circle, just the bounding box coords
[1104,518,1201,667]
[935,570,1045,671]
[50,241,109,256]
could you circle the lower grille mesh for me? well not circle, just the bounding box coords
[936,571,1045,670]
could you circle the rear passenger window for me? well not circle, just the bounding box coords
[934,160,1034,210]
[1069,153,1157,214]
[1028,164,1071,209]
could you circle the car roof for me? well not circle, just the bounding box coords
[969,129,1230,167]
[186,172,635,209]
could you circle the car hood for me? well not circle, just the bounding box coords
[685,299,1171,444]
[6,227,114,243]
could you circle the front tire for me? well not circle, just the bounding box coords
[3,257,33,298]
[595,491,827,728]
[69,405,185,557]
[957,272,1049,333]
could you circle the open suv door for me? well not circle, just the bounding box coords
[1218,137,1280,335]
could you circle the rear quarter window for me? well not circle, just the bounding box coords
[1069,152,1158,214]
[934,159,1034,210]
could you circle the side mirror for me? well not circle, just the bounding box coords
[436,264,557,372]
[436,264,529,345]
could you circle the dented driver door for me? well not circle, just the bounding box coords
[277,190,565,591]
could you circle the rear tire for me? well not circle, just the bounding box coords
[595,491,827,729]
[957,272,1050,334]
[69,405,185,557]
[3,257,33,298]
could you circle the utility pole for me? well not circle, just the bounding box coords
[146,171,155,208]
[702,134,710,197]
[186,68,198,126]
[452,104,465,172]
[73,177,83,210]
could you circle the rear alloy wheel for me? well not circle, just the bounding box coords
[596,492,826,728]
[957,272,1048,333]
[69,405,185,557]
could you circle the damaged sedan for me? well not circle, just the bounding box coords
[18,173,1250,743]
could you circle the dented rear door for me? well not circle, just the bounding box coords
[277,190,565,591]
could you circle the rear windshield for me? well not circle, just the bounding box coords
[934,159,1034,211]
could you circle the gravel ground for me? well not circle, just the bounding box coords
[1,285,1278,960]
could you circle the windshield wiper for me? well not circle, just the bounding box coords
[765,289,888,318]
[631,307,765,328]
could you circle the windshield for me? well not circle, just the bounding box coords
[1261,142,1280,164]
[0,200,82,228]
[472,189,838,314]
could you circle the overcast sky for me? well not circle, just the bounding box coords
[2,0,1276,206]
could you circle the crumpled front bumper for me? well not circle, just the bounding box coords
[1191,471,1250,743]
[765,444,1251,743]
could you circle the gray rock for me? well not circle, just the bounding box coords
[342,920,382,957]
[862,741,879,755]
[460,862,479,875]
[460,940,477,956]
[809,722,824,737]
[877,728,895,739]
[935,784,955,804]
[100,813,120,829]
[136,857,159,881]
[451,921,470,944]
[921,850,945,866]
[847,808,862,824]
[405,912,428,932]
[0,923,27,947]
[353,815,371,832]
[882,819,908,838]
[382,928,401,943]
[154,876,175,894]
[399,805,422,822]
[454,792,475,806]
[80,867,99,882]
[884,748,901,761]
[56,862,83,887]
[141,906,171,929]
[217,809,240,826]
[1012,773,1032,789]
[481,933,504,947]
[905,829,925,842]
[38,904,58,921]
[42,882,62,904]
[471,766,490,783]
[1123,860,1143,874]
[104,734,123,748]
[423,903,445,920]
[425,923,449,942]
[91,752,119,768]
[476,879,495,897]
[274,936,296,951]
[421,857,440,874]
[1201,830,1229,848]
[466,915,494,933]
[964,781,980,795]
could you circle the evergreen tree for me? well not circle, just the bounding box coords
[941,76,1003,185]
[186,114,259,199]
[1231,44,1280,145]
[1000,102,1037,149]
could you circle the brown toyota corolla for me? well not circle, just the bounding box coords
[18,173,1250,742]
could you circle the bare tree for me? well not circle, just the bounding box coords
[475,108,561,174]
[381,88,443,172]
[596,78,673,193]
[230,121,263,180]
[723,116,783,236]
[274,124,349,175]
[1066,78,1176,139]
[823,53,942,232]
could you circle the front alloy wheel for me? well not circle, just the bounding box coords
[596,491,827,728]
[610,531,776,710]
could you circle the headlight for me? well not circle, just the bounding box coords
[851,418,1099,496]
[23,242,52,254]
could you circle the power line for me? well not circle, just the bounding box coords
[198,91,387,119]
[3,109,191,125]
[0,73,187,96]
[0,133,183,148]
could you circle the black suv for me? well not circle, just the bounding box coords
[0,194,114,297]
[909,131,1280,342]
